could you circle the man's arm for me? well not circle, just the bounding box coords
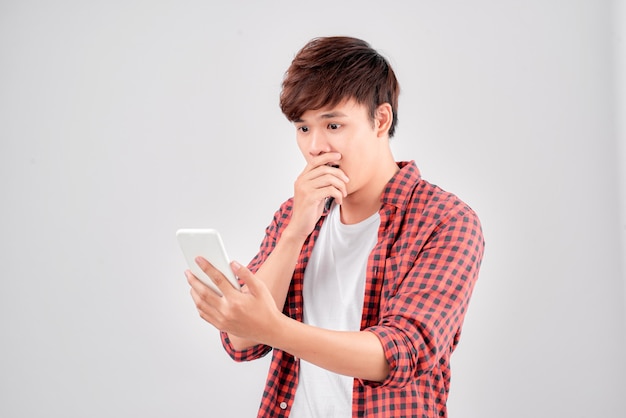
[366,205,485,388]
[269,315,390,382]
[187,257,389,382]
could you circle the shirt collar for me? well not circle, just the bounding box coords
[380,161,422,209]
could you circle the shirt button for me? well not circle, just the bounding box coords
[279,402,287,410]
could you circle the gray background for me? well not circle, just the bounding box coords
[1,0,625,417]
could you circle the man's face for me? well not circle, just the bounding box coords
[294,99,384,197]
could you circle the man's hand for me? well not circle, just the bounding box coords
[289,152,349,239]
[186,256,282,343]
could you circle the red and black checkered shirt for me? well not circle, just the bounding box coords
[221,161,484,417]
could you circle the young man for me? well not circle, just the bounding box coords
[186,36,484,417]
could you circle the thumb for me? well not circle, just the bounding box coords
[230,261,262,293]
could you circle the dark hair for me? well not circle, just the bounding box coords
[279,36,400,137]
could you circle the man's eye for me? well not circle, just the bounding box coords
[328,123,340,130]
[298,126,309,133]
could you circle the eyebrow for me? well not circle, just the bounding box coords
[294,111,348,123]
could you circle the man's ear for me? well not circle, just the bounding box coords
[374,103,393,138]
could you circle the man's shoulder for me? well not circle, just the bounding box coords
[410,177,481,225]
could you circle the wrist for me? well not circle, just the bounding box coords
[280,223,311,244]
[263,308,294,349]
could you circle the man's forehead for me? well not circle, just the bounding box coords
[295,100,363,122]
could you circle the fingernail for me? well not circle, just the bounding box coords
[231,261,242,271]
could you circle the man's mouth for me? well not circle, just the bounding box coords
[326,164,340,169]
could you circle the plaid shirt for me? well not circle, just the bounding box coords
[221,161,484,417]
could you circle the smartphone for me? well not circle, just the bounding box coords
[176,228,241,296]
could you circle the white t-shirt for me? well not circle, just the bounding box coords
[290,202,380,417]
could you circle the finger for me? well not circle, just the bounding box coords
[296,181,347,207]
[296,167,349,200]
[230,261,262,295]
[307,152,343,169]
[186,271,222,323]
[185,269,207,292]
[308,173,349,197]
[302,168,349,187]
[195,256,238,297]
[185,270,219,306]
[309,187,345,209]
[301,164,349,185]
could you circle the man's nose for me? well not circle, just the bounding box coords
[309,130,331,156]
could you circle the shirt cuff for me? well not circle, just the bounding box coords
[361,327,416,389]
[220,331,272,362]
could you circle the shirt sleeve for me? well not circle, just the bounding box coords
[220,199,294,362]
[366,198,485,389]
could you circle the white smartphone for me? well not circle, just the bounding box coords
[176,228,241,296]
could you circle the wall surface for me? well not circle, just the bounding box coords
[615,0,626,328]
[1,1,624,417]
